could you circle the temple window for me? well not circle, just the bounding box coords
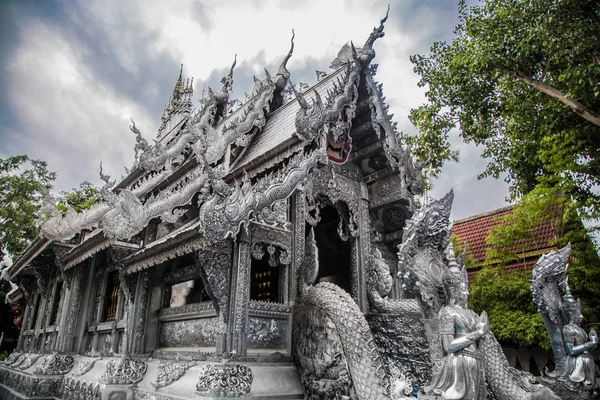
[28,293,41,330]
[102,270,120,322]
[250,251,281,303]
[164,278,210,307]
[47,280,63,326]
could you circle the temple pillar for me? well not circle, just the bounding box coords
[290,192,305,304]
[132,270,150,354]
[16,299,31,352]
[356,182,371,313]
[230,230,251,357]
[75,256,97,353]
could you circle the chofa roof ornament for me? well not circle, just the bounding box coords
[330,5,390,69]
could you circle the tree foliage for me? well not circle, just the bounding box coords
[409,0,600,220]
[0,155,56,256]
[468,186,600,348]
[469,265,550,349]
[0,155,102,258]
[57,181,102,215]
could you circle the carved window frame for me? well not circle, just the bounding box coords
[249,222,292,305]
[27,292,41,331]
[89,251,125,330]
[46,278,64,327]
[158,261,215,321]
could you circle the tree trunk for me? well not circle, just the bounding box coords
[502,68,600,128]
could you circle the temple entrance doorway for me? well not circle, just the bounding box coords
[311,204,352,294]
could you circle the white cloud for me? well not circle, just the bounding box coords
[5,17,155,191]
[1,0,512,220]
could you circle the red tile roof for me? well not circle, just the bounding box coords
[452,205,561,266]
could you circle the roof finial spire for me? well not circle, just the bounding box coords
[360,4,390,66]
[275,29,295,92]
[220,54,237,93]
[158,64,194,137]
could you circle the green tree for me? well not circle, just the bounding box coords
[0,155,102,258]
[57,181,102,215]
[468,186,600,348]
[0,155,56,257]
[408,0,600,220]
[469,265,550,349]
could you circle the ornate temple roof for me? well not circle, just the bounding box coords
[3,10,426,280]
[230,66,348,175]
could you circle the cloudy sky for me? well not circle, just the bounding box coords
[0,0,511,221]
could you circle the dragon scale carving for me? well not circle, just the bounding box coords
[482,332,560,400]
[295,282,412,399]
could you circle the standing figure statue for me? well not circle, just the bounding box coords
[532,243,598,399]
[560,287,598,395]
[420,253,489,400]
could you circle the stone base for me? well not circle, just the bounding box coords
[0,355,304,400]
[0,357,63,399]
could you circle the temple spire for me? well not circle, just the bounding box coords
[158,64,194,139]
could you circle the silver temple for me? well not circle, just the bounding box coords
[0,11,592,400]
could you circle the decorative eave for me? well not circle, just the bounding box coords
[2,236,51,281]
[60,230,139,270]
[124,219,227,274]
[114,164,144,191]
[6,283,23,304]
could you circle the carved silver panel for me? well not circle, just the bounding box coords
[100,357,147,384]
[159,317,219,348]
[151,360,197,388]
[34,353,75,375]
[71,356,101,377]
[196,363,253,397]
[247,317,285,349]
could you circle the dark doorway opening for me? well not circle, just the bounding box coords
[312,204,352,294]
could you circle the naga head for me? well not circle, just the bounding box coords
[532,243,571,288]
[0,247,13,271]
[531,243,571,315]
[360,5,390,65]
[38,188,62,221]
[397,190,454,311]
[398,190,453,260]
